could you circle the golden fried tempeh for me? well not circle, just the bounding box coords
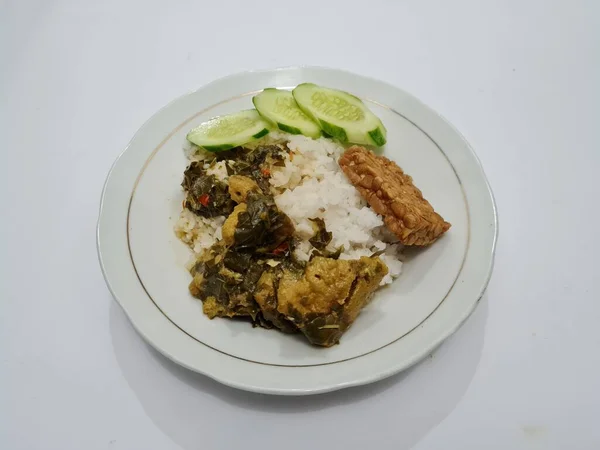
[339,146,451,246]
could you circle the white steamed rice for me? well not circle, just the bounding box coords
[174,133,402,284]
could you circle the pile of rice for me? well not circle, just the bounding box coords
[175,133,402,284]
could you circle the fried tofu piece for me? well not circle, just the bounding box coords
[254,269,298,334]
[228,175,259,203]
[276,256,388,347]
[201,294,259,320]
[339,146,451,246]
[221,203,247,245]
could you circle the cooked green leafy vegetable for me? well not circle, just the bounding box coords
[189,246,265,319]
[223,251,252,273]
[181,161,235,218]
[308,218,333,250]
[233,191,295,253]
[218,144,285,194]
[306,217,343,259]
[310,246,343,261]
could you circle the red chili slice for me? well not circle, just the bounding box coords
[199,193,210,207]
[272,241,288,256]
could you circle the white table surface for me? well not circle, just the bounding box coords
[2,1,599,449]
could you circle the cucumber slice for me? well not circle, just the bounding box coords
[186,109,270,152]
[292,83,387,146]
[252,88,321,138]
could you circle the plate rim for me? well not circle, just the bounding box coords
[97,66,498,395]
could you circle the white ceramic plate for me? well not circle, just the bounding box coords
[97,67,497,395]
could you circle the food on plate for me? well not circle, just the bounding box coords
[186,109,271,152]
[274,256,388,346]
[187,84,386,152]
[253,88,321,138]
[221,203,247,245]
[227,175,259,203]
[182,162,235,217]
[293,83,387,146]
[188,242,263,320]
[175,85,449,347]
[339,146,451,245]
